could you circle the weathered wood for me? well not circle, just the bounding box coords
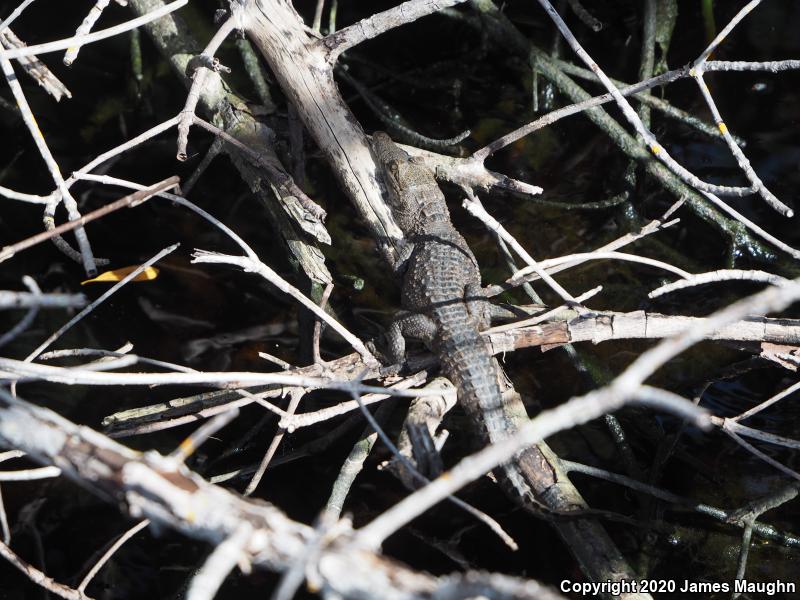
[487,311,800,354]
[0,392,562,600]
[246,0,403,265]
[128,0,331,284]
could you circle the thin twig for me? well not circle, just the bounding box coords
[63,0,114,66]
[0,52,96,274]
[323,0,468,62]
[244,390,303,496]
[169,408,241,463]
[0,0,189,60]
[177,16,237,160]
[0,177,178,263]
[0,540,86,600]
[22,243,180,364]
[77,519,150,595]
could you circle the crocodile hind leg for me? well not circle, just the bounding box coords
[464,282,493,329]
[466,282,546,324]
[386,312,437,363]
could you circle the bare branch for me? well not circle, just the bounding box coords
[323,0,468,62]
[0,0,189,60]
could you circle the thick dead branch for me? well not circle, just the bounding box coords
[127,0,330,284]
[0,392,562,600]
[244,0,410,265]
[101,311,800,438]
[488,311,800,354]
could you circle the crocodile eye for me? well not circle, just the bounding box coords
[389,161,401,178]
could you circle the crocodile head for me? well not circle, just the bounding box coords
[372,132,432,234]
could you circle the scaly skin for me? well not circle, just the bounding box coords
[372,132,534,501]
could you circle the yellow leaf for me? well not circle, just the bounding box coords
[81,266,159,285]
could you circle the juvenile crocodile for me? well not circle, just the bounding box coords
[372,132,537,502]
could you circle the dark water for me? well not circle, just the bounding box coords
[0,1,799,598]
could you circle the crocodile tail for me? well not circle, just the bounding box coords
[434,305,539,503]
[432,306,509,446]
